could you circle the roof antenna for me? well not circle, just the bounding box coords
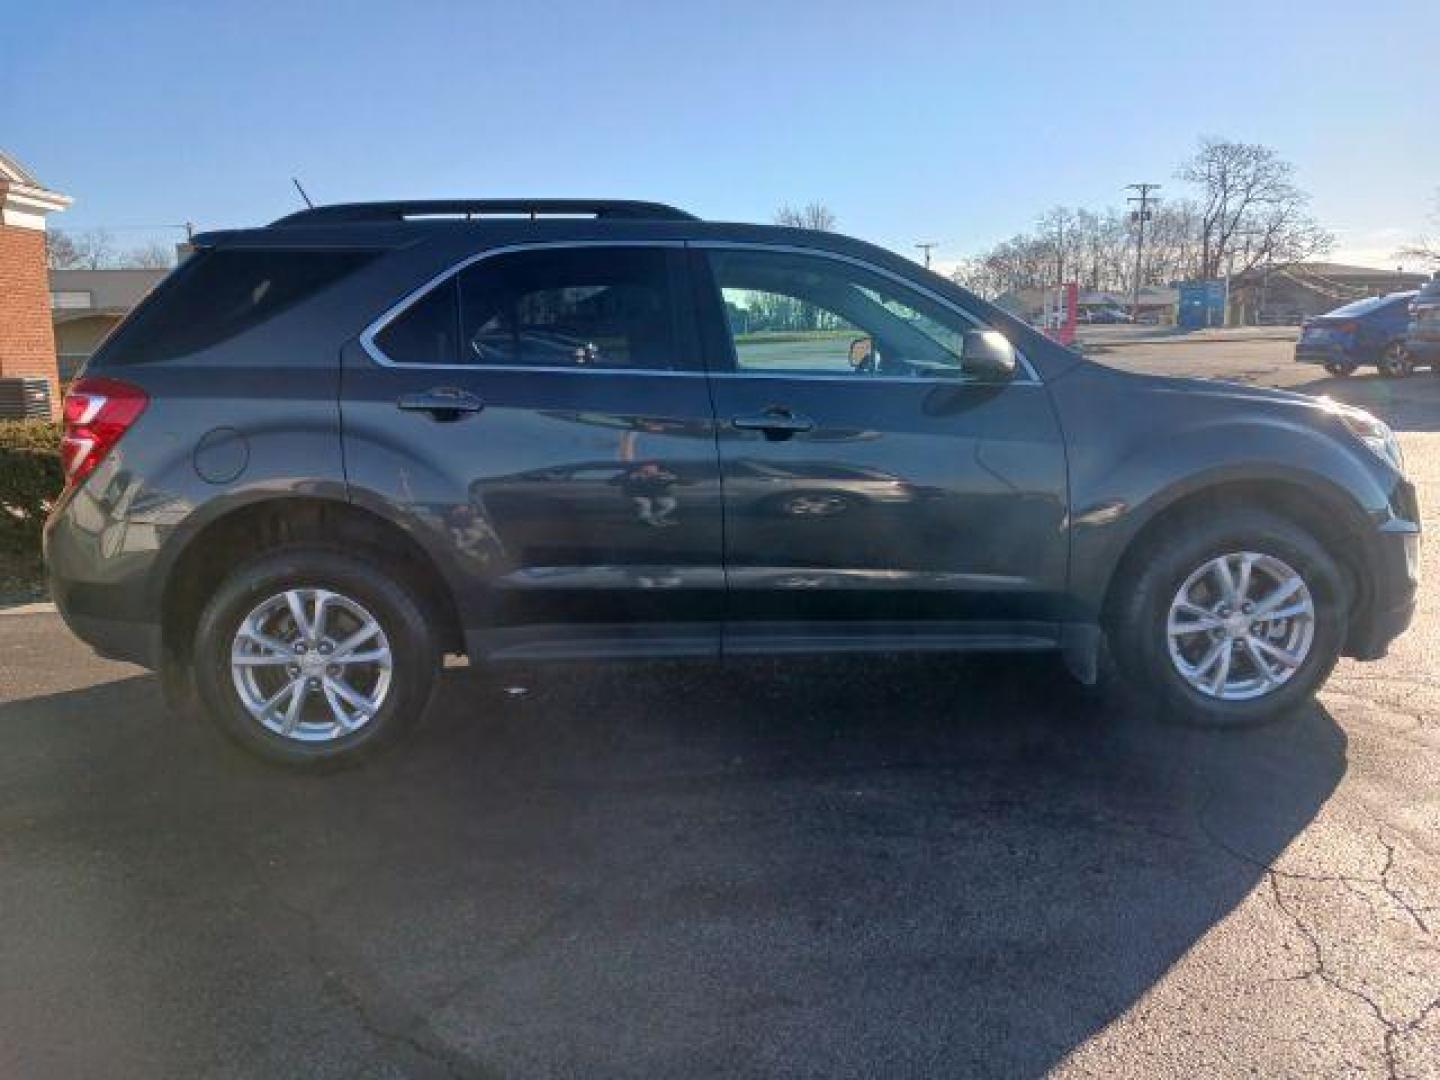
[291,176,315,209]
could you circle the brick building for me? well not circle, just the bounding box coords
[0,149,71,416]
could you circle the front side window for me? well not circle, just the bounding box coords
[706,249,975,378]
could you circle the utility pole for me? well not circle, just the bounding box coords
[1126,183,1160,321]
[915,242,938,270]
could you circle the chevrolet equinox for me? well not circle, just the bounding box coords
[44,199,1420,766]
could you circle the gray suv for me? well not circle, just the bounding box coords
[44,199,1420,766]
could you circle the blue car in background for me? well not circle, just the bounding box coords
[1295,292,1418,377]
[1405,278,1440,373]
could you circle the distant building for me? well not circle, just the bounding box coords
[1231,262,1428,324]
[0,149,70,415]
[992,285,1177,325]
[49,267,168,377]
[1077,287,1177,324]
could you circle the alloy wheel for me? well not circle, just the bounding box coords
[230,588,393,742]
[1165,552,1316,701]
[1380,342,1412,377]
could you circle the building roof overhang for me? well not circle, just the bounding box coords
[0,150,72,230]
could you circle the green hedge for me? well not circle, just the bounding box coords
[0,420,63,558]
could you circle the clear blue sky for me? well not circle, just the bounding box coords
[4,0,1436,270]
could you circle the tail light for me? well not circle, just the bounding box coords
[60,376,148,486]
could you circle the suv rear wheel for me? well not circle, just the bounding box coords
[1110,509,1347,726]
[1378,341,1412,378]
[192,548,439,767]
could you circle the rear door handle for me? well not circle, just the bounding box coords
[732,408,815,440]
[397,387,484,420]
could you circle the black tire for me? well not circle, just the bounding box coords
[1378,341,1412,378]
[192,547,439,768]
[1108,509,1348,728]
[1323,361,1356,378]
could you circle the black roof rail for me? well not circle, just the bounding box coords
[270,199,698,227]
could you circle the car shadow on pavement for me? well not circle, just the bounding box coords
[0,656,1345,1078]
[1290,372,1440,432]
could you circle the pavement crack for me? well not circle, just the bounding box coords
[1265,869,1440,1080]
[1197,787,1436,934]
[238,849,493,1080]
[1378,835,1432,935]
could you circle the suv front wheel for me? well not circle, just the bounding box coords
[193,548,439,767]
[1110,509,1347,726]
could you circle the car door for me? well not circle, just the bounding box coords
[341,242,725,658]
[690,243,1068,649]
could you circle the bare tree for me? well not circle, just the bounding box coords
[1177,137,1331,278]
[123,242,176,269]
[774,202,837,232]
[45,229,83,269]
[951,202,1201,300]
[1036,207,1083,285]
[1398,189,1440,268]
[76,228,118,270]
[46,228,119,270]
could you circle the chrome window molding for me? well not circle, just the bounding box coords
[358,238,1041,385]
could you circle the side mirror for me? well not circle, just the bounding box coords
[961,329,1018,381]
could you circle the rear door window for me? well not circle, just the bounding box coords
[373,278,460,366]
[371,246,687,371]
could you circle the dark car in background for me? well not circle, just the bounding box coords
[1295,292,1419,377]
[1405,278,1440,373]
[43,199,1420,767]
[1079,306,1134,324]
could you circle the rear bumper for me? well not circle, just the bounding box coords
[44,488,166,671]
[1295,344,1359,366]
[56,609,164,669]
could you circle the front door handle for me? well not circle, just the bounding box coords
[732,408,815,440]
[397,387,484,420]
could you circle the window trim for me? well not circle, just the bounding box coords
[691,242,1041,385]
[359,239,1039,384]
[359,240,698,374]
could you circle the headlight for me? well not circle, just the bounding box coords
[1324,400,1404,472]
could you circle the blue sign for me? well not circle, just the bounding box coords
[1178,279,1227,329]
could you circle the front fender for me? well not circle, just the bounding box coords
[1051,366,1397,620]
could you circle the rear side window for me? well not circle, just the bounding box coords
[370,246,684,370]
[99,249,377,364]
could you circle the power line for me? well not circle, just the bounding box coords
[1126,183,1160,319]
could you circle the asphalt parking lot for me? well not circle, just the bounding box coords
[2,335,1438,1078]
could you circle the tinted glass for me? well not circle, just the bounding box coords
[457,247,679,370]
[100,249,376,364]
[706,249,973,377]
[374,277,460,365]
